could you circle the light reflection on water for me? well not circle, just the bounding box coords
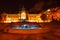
[11,24,40,29]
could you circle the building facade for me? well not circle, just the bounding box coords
[1,7,55,23]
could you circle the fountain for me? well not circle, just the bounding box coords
[11,24,40,29]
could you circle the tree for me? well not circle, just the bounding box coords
[41,14,47,21]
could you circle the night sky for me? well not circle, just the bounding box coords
[0,0,60,14]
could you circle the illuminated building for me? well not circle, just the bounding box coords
[1,7,54,23]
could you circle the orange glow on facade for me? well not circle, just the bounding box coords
[21,10,26,19]
[1,7,60,23]
[1,13,51,23]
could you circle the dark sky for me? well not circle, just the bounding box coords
[0,0,60,14]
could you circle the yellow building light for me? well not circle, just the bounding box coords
[47,9,50,12]
[4,21,11,23]
[21,11,26,19]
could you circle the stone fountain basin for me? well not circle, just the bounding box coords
[4,27,49,34]
[4,22,50,34]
